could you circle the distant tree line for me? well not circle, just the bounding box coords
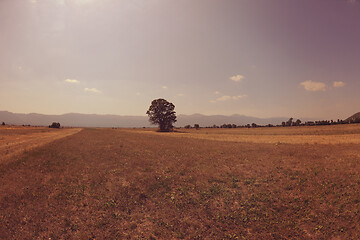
[280,117,360,127]
[0,122,50,127]
[183,117,360,129]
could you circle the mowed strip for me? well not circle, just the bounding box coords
[0,127,82,163]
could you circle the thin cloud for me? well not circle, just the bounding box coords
[65,79,80,84]
[136,92,141,96]
[333,81,345,88]
[162,86,168,89]
[214,91,220,95]
[84,88,101,93]
[300,80,326,92]
[177,93,184,97]
[212,95,247,102]
[229,75,245,82]
[216,95,231,101]
[232,95,248,100]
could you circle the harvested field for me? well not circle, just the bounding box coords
[0,125,360,239]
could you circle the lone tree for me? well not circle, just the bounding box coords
[146,98,177,132]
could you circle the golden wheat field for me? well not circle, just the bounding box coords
[0,124,360,239]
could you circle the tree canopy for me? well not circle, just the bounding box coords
[146,98,177,132]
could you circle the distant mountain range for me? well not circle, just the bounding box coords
[0,110,303,128]
[177,113,287,127]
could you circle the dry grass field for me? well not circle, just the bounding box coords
[134,124,360,144]
[0,125,360,239]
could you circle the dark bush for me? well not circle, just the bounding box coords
[49,122,61,128]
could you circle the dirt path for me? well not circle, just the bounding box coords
[0,128,82,163]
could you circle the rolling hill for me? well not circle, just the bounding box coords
[345,112,360,122]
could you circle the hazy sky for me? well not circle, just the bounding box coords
[1,0,359,119]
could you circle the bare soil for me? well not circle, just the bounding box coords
[0,126,359,239]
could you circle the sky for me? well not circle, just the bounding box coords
[0,0,359,120]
